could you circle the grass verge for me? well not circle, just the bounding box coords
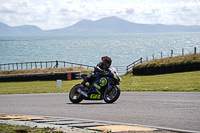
[120,71,200,91]
[0,123,62,133]
[0,67,90,75]
[0,71,199,94]
[0,80,81,94]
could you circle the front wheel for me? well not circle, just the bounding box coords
[69,84,83,103]
[103,85,120,103]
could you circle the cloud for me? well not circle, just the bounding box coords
[125,9,134,14]
[121,1,200,26]
[0,0,200,30]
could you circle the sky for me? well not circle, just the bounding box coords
[0,0,200,30]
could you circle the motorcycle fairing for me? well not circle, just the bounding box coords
[83,73,107,100]
[99,77,107,86]
[83,71,118,100]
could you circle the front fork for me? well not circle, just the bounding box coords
[107,81,114,93]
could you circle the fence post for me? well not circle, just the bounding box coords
[161,52,163,58]
[40,62,42,69]
[35,62,37,69]
[171,50,173,57]
[54,60,58,68]
[182,48,184,56]
[140,57,142,63]
[152,54,154,60]
[16,63,18,70]
[194,47,196,54]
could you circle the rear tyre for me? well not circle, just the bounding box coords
[103,85,120,103]
[69,84,83,103]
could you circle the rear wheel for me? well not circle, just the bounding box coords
[103,85,120,103]
[69,84,83,103]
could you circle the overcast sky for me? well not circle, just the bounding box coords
[0,0,200,30]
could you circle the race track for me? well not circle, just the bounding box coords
[0,92,200,132]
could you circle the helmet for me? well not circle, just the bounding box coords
[102,56,112,67]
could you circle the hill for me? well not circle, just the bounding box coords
[0,22,43,36]
[1,16,200,36]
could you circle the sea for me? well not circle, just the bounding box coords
[0,32,200,70]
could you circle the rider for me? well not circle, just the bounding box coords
[81,56,112,87]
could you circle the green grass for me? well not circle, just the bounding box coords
[0,123,62,133]
[0,71,200,94]
[120,71,200,92]
[0,80,81,94]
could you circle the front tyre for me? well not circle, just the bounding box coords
[69,84,83,103]
[103,85,120,103]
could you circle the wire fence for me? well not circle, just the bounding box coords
[146,47,198,62]
[126,46,199,74]
[0,60,128,75]
[0,61,94,71]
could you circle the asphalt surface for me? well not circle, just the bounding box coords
[0,92,200,132]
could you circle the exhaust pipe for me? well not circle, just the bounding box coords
[77,88,88,97]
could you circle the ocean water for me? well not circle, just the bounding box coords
[0,33,200,68]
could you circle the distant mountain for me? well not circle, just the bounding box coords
[1,16,200,36]
[46,16,150,34]
[0,22,43,36]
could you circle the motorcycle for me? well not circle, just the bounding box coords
[69,67,121,103]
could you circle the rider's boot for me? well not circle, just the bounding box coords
[80,78,91,93]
